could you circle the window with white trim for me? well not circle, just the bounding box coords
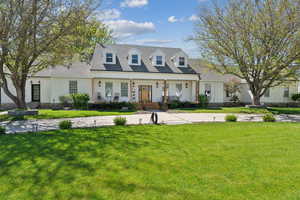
[176,83,183,97]
[69,80,78,94]
[105,82,113,97]
[106,53,113,63]
[283,87,289,98]
[156,56,163,66]
[131,54,139,65]
[179,57,185,66]
[121,82,128,97]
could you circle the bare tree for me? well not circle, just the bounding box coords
[192,0,300,105]
[0,0,111,108]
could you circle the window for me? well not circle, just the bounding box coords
[69,80,78,94]
[156,56,163,66]
[179,57,185,66]
[105,82,113,97]
[131,54,139,65]
[106,53,113,63]
[284,87,289,98]
[264,88,270,98]
[176,84,182,96]
[121,82,128,97]
[32,84,40,102]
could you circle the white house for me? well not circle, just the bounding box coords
[0,44,299,108]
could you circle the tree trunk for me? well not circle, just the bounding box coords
[14,83,27,109]
[252,95,261,106]
[15,87,27,109]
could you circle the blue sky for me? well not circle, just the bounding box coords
[97,0,227,57]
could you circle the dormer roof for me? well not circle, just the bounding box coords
[91,44,196,74]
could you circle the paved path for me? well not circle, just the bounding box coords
[1,112,300,134]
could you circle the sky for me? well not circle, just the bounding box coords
[97,0,227,58]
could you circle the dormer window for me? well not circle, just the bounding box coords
[131,54,139,65]
[156,56,163,66]
[106,53,113,63]
[179,57,185,66]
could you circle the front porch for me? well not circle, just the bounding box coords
[91,78,200,104]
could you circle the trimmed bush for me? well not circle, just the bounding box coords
[59,95,72,107]
[0,126,6,134]
[59,120,72,129]
[169,100,180,109]
[199,94,209,108]
[113,117,127,126]
[71,93,90,109]
[225,115,237,122]
[291,93,300,102]
[263,114,276,122]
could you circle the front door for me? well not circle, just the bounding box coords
[139,85,152,103]
[31,84,41,102]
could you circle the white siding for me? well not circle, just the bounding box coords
[199,81,224,103]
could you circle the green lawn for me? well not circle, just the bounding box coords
[172,107,300,115]
[0,123,299,200]
[0,109,135,121]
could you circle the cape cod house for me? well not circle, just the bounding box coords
[0,44,299,108]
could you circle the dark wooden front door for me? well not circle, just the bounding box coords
[139,85,152,103]
[31,84,41,102]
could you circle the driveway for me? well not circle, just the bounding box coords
[1,112,300,134]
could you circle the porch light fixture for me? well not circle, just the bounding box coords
[185,82,189,88]
[98,81,101,87]
[156,82,159,88]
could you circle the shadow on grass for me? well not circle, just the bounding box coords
[0,126,165,199]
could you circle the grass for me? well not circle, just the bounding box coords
[0,123,299,200]
[172,106,300,115]
[0,109,135,122]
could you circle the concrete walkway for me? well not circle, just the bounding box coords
[1,112,300,134]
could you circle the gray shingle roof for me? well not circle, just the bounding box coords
[91,44,197,74]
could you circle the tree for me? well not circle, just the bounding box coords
[0,0,112,109]
[192,0,300,105]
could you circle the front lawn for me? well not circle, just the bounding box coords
[0,109,135,122]
[172,106,300,115]
[0,123,299,199]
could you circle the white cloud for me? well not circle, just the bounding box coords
[168,16,178,23]
[189,14,200,21]
[120,0,148,8]
[136,39,174,45]
[104,20,156,39]
[95,9,121,21]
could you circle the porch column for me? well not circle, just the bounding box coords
[91,78,95,103]
[164,80,167,104]
[129,80,132,102]
[195,80,200,103]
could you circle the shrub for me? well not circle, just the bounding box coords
[225,115,237,122]
[0,126,6,134]
[291,93,300,101]
[263,114,276,122]
[230,95,240,104]
[113,117,127,126]
[169,100,180,109]
[89,102,137,111]
[71,93,90,109]
[59,120,72,129]
[199,94,209,108]
[59,95,72,107]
